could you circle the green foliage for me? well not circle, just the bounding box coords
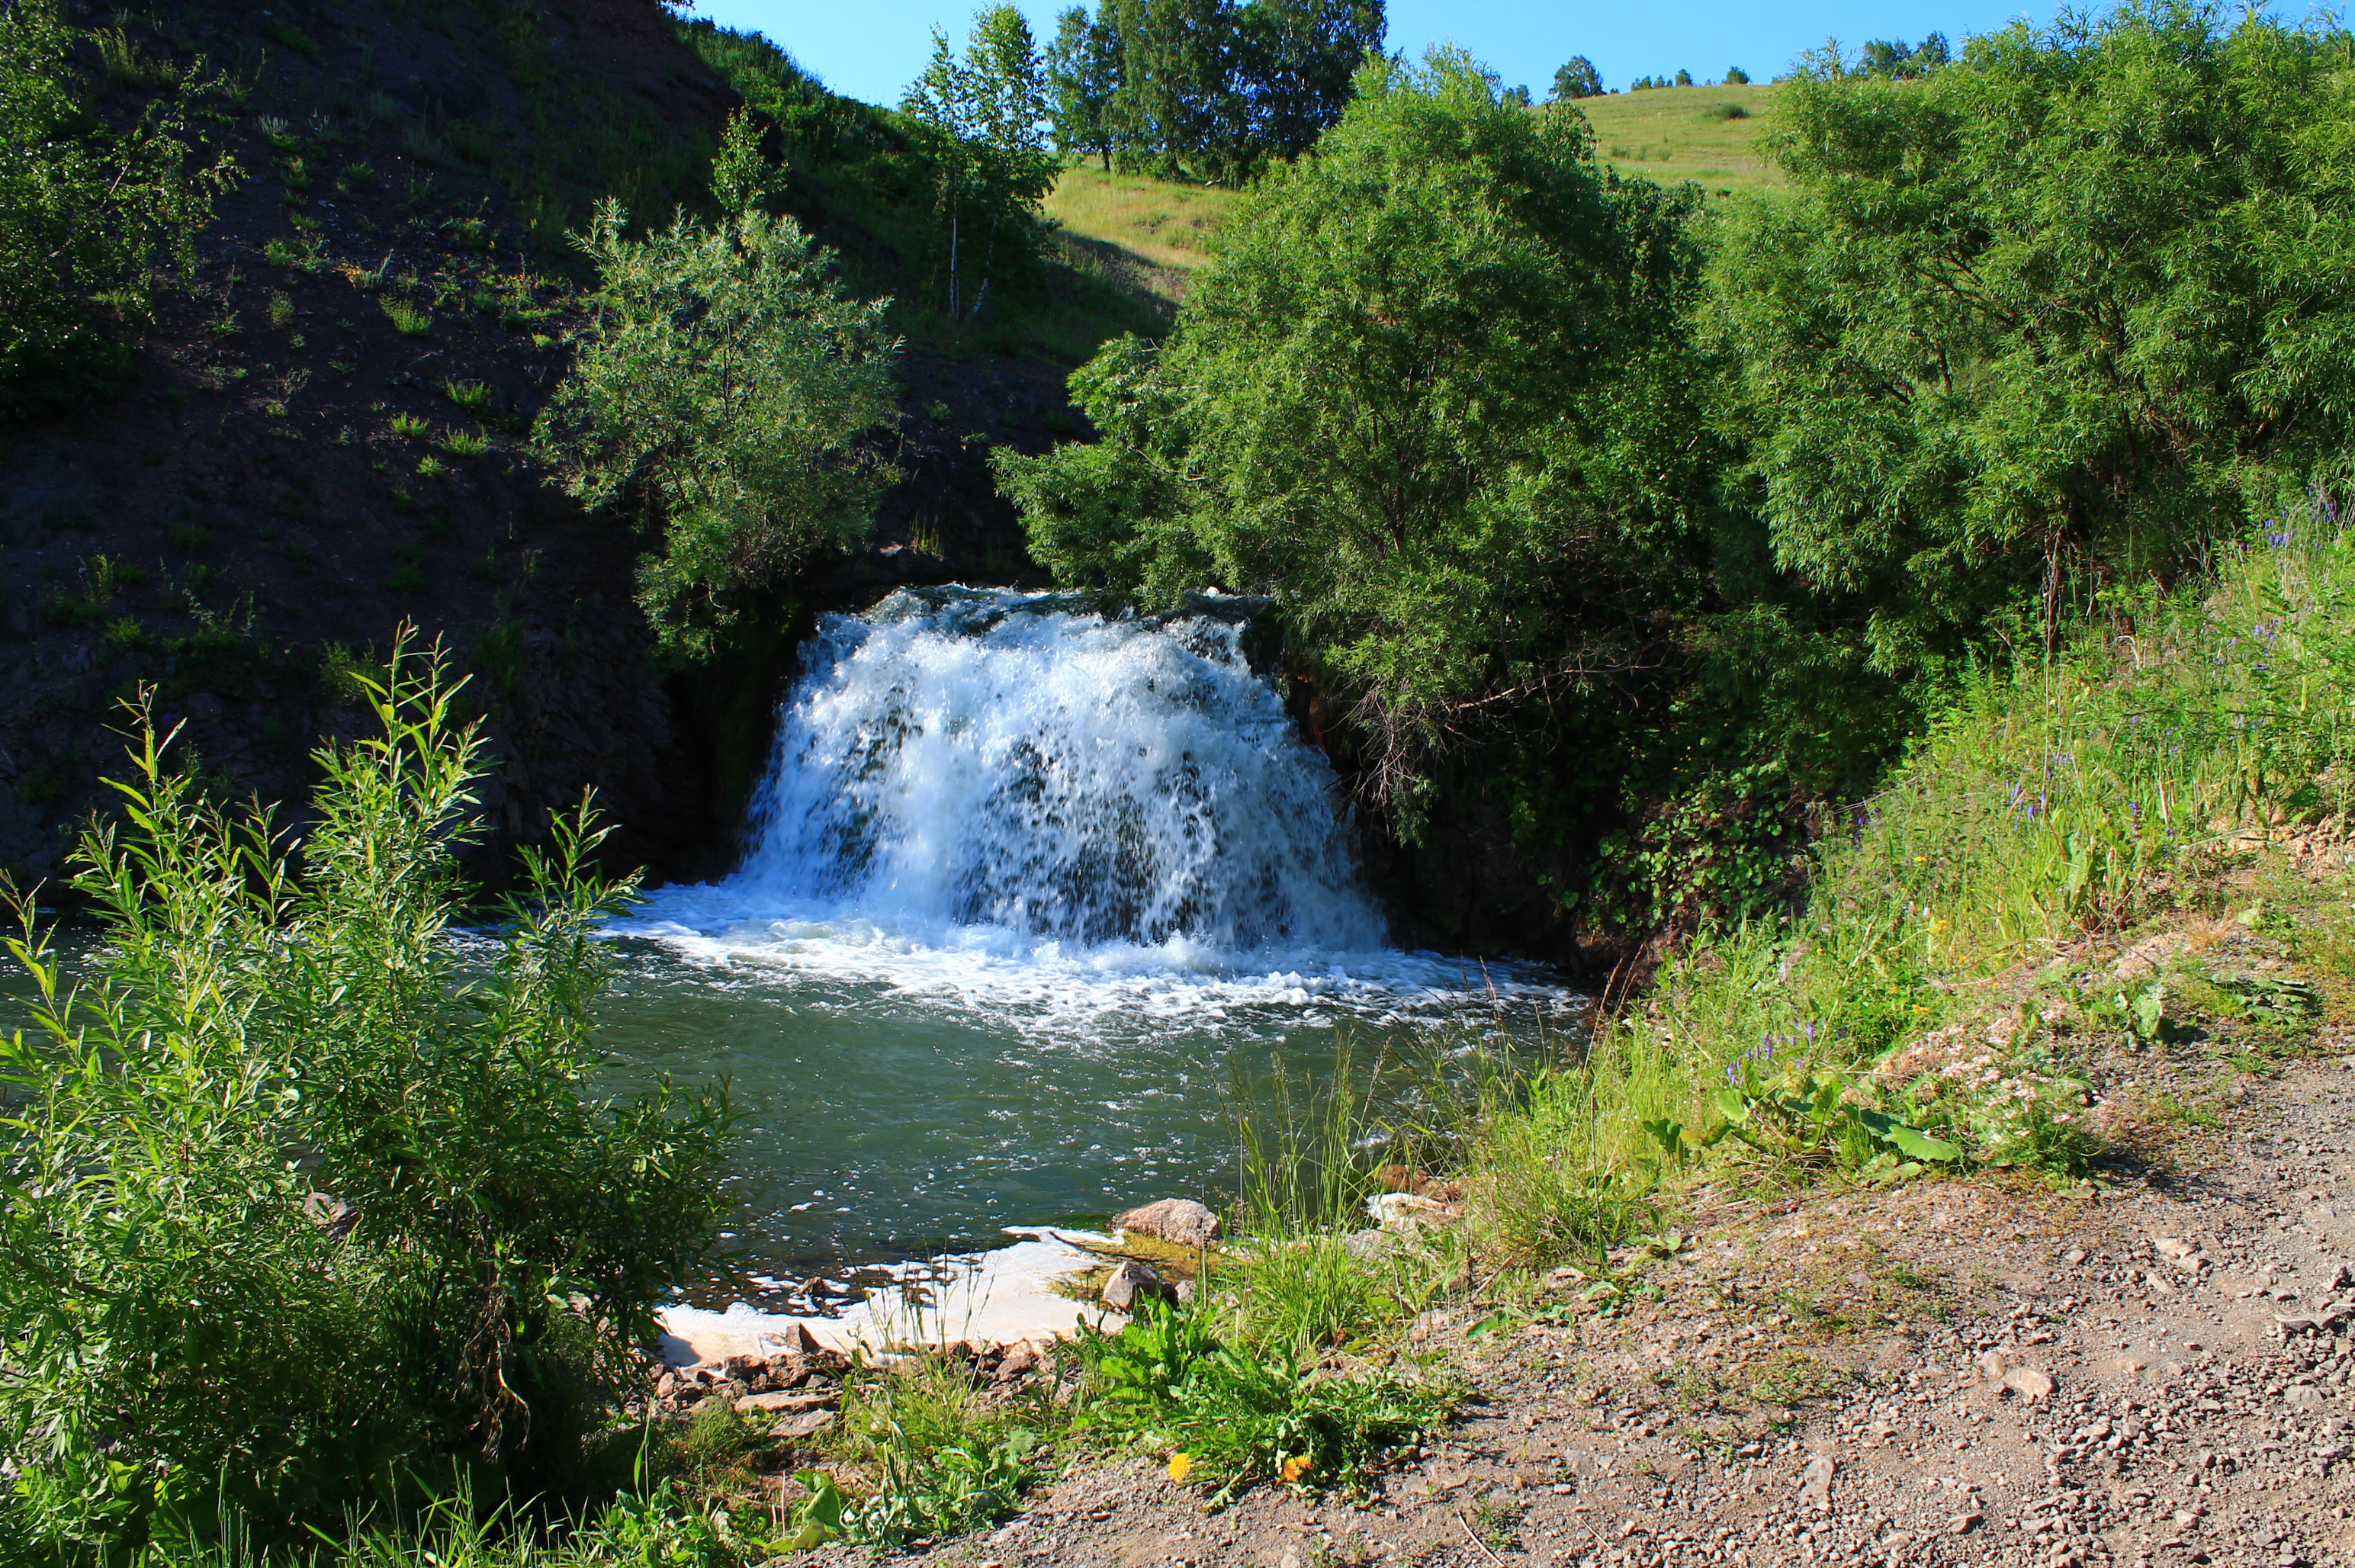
[900,8,1059,322]
[814,1358,1042,1547]
[1708,6,2355,676]
[381,297,432,336]
[0,3,238,432]
[0,639,734,1557]
[1073,1299,1456,1504]
[1550,55,1602,99]
[1049,0,1386,182]
[533,198,898,657]
[1476,502,2355,1221]
[1001,50,1720,820]
[1046,6,1123,168]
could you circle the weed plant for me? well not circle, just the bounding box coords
[1069,1298,1457,1506]
[801,1357,1043,1547]
[381,297,432,336]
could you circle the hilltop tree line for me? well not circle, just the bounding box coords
[1045,0,1386,182]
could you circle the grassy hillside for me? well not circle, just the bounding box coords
[1043,165,1245,305]
[1573,82,1785,194]
[1038,90,1780,315]
[674,22,1166,360]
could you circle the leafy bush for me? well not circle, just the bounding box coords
[998,50,1722,823]
[0,638,734,1557]
[533,163,899,657]
[1,4,238,432]
[1708,8,2355,673]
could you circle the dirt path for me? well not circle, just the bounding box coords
[895,1051,2355,1568]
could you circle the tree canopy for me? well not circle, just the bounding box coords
[1549,56,1602,100]
[1000,50,1720,811]
[1709,4,2355,669]
[1044,0,1385,182]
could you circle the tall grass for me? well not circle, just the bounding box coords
[1464,506,2355,1256]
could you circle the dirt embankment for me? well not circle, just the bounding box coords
[0,0,1066,889]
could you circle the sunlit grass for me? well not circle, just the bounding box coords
[1568,81,1788,194]
[1044,165,1244,300]
[1466,504,2355,1245]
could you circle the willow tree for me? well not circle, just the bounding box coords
[998,50,1721,817]
[1708,5,2355,670]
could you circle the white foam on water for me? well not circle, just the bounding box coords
[619,586,1566,1038]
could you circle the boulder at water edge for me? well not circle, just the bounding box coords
[1102,1260,1165,1312]
[1113,1197,1222,1248]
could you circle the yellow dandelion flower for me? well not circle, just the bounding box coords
[1280,1454,1312,1484]
[1168,1452,1194,1483]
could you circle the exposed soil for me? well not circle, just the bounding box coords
[838,1052,2347,1568]
[0,0,1066,890]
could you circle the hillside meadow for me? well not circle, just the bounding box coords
[1574,82,1786,193]
[1041,84,1785,303]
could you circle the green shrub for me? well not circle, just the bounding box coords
[1708,8,2355,671]
[439,428,490,458]
[0,638,734,1557]
[532,134,899,658]
[1,5,238,432]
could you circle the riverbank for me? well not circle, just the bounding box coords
[871,1048,2355,1568]
[648,819,2352,1564]
[625,517,2355,1560]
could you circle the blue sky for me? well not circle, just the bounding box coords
[675,0,2068,108]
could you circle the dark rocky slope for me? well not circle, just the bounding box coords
[0,0,1069,890]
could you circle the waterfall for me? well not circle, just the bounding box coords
[732,587,1386,953]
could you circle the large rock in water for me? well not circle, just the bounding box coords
[1113,1197,1222,1248]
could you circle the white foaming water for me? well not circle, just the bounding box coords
[624,587,1561,1036]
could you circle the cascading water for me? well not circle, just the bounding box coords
[735,586,1384,952]
[621,585,1558,1036]
[606,586,1570,1269]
